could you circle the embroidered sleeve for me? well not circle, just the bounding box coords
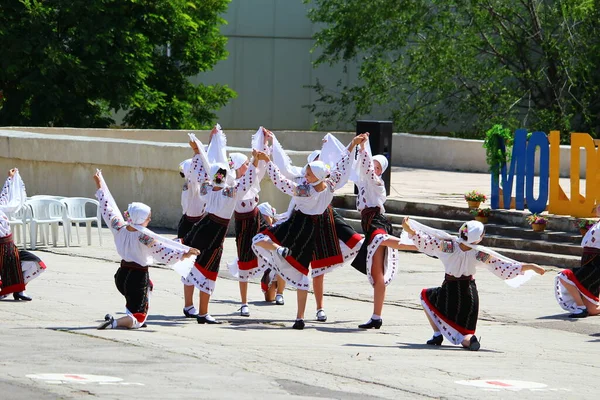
[359,149,384,186]
[581,222,600,248]
[0,176,13,206]
[144,236,188,265]
[266,161,304,197]
[95,189,125,232]
[328,150,352,191]
[476,251,523,280]
[190,154,210,184]
[235,164,256,197]
[409,231,445,257]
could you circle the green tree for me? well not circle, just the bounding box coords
[0,0,234,129]
[305,0,600,139]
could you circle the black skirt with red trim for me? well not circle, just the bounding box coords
[570,247,600,299]
[114,260,153,316]
[177,214,204,239]
[235,208,267,267]
[0,234,26,296]
[183,213,229,273]
[263,210,316,272]
[351,207,392,275]
[423,276,479,333]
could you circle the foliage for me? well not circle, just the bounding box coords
[464,190,487,203]
[305,0,600,139]
[0,0,235,128]
[470,207,491,217]
[575,218,596,229]
[526,213,548,225]
[483,125,514,175]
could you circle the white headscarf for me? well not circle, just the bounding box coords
[229,153,248,170]
[179,158,193,178]
[307,150,321,163]
[372,155,389,174]
[257,202,276,218]
[124,202,151,226]
[457,221,484,244]
[210,163,230,188]
[304,161,330,186]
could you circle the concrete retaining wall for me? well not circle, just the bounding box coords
[0,130,309,230]
[2,127,588,177]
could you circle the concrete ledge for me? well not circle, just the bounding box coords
[2,126,588,176]
[0,130,309,229]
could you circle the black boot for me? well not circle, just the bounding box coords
[358,318,383,329]
[292,319,305,330]
[468,335,480,351]
[568,309,589,318]
[197,315,222,324]
[13,292,32,301]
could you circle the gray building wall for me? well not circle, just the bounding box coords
[193,0,359,131]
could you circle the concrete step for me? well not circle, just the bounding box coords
[334,208,582,269]
[333,194,586,233]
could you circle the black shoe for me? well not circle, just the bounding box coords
[426,335,444,346]
[197,315,222,324]
[568,309,589,318]
[358,318,383,329]
[183,308,198,318]
[292,319,305,330]
[13,292,32,301]
[97,314,114,330]
[468,335,480,351]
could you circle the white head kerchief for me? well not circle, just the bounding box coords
[0,171,27,215]
[372,155,389,173]
[179,158,193,178]
[124,202,151,225]
[229,153,248,170]
[307,150,321,163]
[457,221,484,244]
[305,161,330,186]
[210,163,230,188]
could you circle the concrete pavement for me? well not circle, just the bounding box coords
[1,229,599,399]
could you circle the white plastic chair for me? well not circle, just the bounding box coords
[27,198,68,249]
[61,197,102,246]
[6,206,30,249]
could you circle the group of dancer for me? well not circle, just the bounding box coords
[3,124,600,351]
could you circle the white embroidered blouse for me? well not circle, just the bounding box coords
[181,155,209,218]
[581,221,600,249]
[96,188,188,267]
[266,150,351,216]
[409,231,523,279]
[198,165,257,220]
[0,176,14,237]
[355,148,386,213]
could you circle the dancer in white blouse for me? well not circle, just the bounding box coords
[182,138,258,324]
[177,126,219,318]
[350,136,403,329]
[0,168,46,301]
[267,129,364,323]
[400,217,545,350]
[252,134,366,329]
[256,202,287,304]
[555,208,600,318]
[94,171,199,330]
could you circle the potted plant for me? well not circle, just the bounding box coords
[470,207,491,224]
[575,218,596,236]
[464,190,487,209]
[526,214,548,232]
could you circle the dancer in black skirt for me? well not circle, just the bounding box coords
[0,168,46,301]
[94,171,199,330]
[400,217,545,350]
[182,137,259,324]
[555,213,600,317]
[350,136,411,329]
[252,134,367,329]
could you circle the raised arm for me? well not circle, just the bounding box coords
[138,233,197,265]
[94,171,125,233]
[401,217,445,257]
[0,170,15,206]
[256,151,309,198]
[358,147,383,186]
[234,163,256,197]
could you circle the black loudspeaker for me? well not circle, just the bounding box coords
[354,120,392,195]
